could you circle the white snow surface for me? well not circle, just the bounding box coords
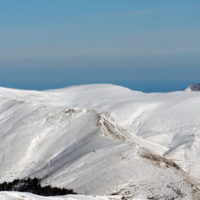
[0,192,110,200]
[0,84,200,199]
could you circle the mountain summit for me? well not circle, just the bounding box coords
[185,83,200,91]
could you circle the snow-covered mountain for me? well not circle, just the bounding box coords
[185,83,200,91]
[0,84,200,200]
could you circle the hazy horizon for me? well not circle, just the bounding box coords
[0,0,199,92]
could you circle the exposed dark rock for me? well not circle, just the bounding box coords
[186,83,200,91]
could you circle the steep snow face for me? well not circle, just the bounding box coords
[0,84,200,199]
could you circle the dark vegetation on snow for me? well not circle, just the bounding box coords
[0,178,77,196]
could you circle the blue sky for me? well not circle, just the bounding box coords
[0,0,200,91]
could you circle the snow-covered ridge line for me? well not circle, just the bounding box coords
[51,107,132,143]
[56,107,168,154]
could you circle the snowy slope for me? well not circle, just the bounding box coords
[0,84,200,199]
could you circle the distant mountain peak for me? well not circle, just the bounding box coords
[185,83,200,91]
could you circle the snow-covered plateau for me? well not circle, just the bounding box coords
[0,84,200,200]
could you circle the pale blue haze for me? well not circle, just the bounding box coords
[0,0,200,92]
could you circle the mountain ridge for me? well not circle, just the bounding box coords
[0,84,200,199]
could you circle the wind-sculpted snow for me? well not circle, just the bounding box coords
[0,84,200,199]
